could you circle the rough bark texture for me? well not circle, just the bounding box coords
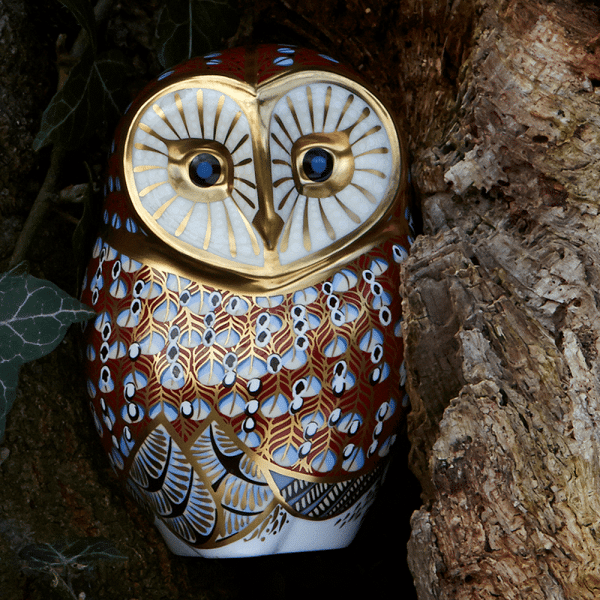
[403,0,600,598]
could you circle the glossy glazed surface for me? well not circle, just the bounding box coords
[81,45,412,557]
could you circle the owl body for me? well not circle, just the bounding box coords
[81,45,412,557]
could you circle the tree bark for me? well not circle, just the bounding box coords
[403,0,600,598]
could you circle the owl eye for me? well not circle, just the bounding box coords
[269,82,397,265]
[302,148,333,182]
[290,131,354,198]
[189,153,223,187]
[127,87,261,265]
[165,139,233,202]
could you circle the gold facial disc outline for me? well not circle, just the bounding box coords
[121,71,406,294]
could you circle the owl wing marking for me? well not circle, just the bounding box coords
[331,269,358,292]
[311,450,337,473]
[237,356,267,379]
[341,445,365,472]
[324,336,348,358]
[281,347,307,370]
[129,426,218,544]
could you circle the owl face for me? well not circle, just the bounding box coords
[118,46,406,292]
[82,45,412,558]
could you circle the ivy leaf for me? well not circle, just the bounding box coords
[19,539,127,595]
[156,0,240,69]
[20,539,127,571]
[0,265,95,440]
[58,0,98,54]
[33,48,132,152]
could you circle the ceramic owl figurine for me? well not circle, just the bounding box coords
[81,45,412,558]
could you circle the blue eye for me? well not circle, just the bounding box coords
[189,153,221,187]
[303,148,333,182]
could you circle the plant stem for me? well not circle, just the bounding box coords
[71,0,116,60]
[9,146,65,268]
[8,0,115,268]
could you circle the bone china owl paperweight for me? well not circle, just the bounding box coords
[80,45,412,558]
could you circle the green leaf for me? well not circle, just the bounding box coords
[0,266,95,440]
[33,49,133,152]
[156,0,240,69]
[58,0,97,54]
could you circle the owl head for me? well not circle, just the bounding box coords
[104,44,408,294]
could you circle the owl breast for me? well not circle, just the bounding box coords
[81,44,413,557]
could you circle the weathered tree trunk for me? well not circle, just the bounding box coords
[403,0,600,598]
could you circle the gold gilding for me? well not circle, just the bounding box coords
[121,64,407,295]
[251,111,284,251]
[290,131,354,198]
[166,139,233,204]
